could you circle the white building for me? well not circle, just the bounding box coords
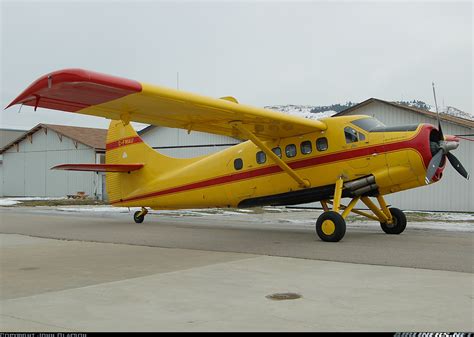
[0,124,107,199]
[0,128,28,196]
[334,98,473,212]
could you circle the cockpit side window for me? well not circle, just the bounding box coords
[344,126,367,144]
[344,127,359,143]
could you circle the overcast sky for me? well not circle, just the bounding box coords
[1,0,472,130]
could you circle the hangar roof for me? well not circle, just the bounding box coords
[334,98,474,129]
[0,124,107,154]
[0,128,28,149]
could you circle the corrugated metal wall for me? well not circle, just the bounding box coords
[2,128,99,198]
[344,101,473,212]
[140,127,240,158]
[0,159,3,196]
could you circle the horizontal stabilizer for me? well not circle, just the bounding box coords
[52,163,144,172]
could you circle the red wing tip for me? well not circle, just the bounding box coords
[5,68,142,111]
[5,100,19,110]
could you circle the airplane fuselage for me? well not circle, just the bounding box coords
[107,115,440,210]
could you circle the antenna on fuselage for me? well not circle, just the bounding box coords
[432,82,443,139]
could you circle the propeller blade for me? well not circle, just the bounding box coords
[454,134,474,137]
[446,152,470,180]
[438,120,444,140]
[425,149,444,184]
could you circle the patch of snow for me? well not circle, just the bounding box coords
[0,197,67,206]
[0,199,19,206]
[404,211,474,221]
[57,206,133,213]
[428,105,474,121]
[265,105,337,120]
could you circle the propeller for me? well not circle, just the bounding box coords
[426,83,470,183]
[425,136,469,183]
[446,152,469,179]
[454,134,474,142]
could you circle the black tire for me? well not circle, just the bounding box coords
[133,211,145,224]
[316,211,346,242]
[380,207,406,234]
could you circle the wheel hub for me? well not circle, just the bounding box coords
[321,220,336,235]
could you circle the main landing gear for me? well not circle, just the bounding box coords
[133,207,148,223]
[316,177,407,242]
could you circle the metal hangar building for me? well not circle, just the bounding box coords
[0,124,107,199]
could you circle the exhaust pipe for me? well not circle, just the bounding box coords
[344,176,375,190]
[352,183,378,196]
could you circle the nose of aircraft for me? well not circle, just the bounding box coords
[425,128,469,184]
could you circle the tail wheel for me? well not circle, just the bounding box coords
[316,211,346,242]
[380,207,406,234]
[133,211,145,224]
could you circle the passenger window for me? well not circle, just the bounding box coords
[272,147,282,158]
[359,132,366,141]
[316,137,328,151]
[285,144,297,158]
[344,127,359,143]
[234,158,243,170]
[300,141,312,155]
[256,151,266,164]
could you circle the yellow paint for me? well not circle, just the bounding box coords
[376,195,392,222]
[231,121,309,188]
[361,196,389,223]
[101,114,430,211]
[341,197,360,219]
[78,82,327,140]
[322,220,336,235]
[27,76,431,213]
[332,177,344,212]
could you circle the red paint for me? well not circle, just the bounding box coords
[110,125,434,204]
[106,136,144,151]
[6,69,142,112]
[52,163,143,172]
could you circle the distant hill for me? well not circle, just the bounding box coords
[265,100,474,121]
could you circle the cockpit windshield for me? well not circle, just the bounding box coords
[351,117,385,132]
[352,117,419,132]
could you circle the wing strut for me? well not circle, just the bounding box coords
[230,122,310,188]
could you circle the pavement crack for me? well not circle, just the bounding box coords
[0,313,80,331]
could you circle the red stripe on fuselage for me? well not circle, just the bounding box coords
[110,125,432,205]
[106,136,143,151]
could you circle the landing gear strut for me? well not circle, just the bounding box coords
[316,177,407,242]
[133,207,148,223]
[380,207,406,234]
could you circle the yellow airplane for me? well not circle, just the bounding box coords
[6,69,470,242]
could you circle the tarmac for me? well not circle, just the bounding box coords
[0,207,472,331]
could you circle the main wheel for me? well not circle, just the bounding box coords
[316,211,346,242]
[380,207,406,234]
[133,211,145,224]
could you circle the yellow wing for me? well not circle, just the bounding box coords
[6,68,327,139]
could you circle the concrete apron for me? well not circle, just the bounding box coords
[0,234,472,332]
